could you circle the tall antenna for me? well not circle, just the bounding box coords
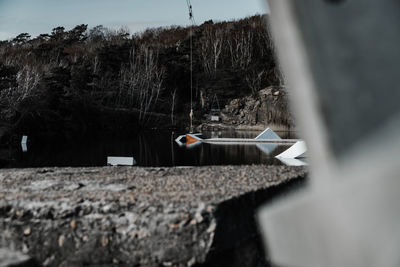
[186,0,195,133]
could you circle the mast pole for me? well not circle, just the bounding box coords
[187,0,194,133]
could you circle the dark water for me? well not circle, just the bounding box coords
[1,130,296,168]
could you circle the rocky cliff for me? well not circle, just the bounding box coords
[199,86,294,131]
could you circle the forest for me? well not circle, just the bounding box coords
[0,15,283,141]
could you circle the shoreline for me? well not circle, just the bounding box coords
[196,122,296,133]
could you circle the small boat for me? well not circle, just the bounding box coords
[175,133,203,148]
[174,128,309,166]
[175,128,300,147]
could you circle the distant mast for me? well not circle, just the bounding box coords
[186,0,195,133]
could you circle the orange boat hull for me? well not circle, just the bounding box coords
[186,134,201,146]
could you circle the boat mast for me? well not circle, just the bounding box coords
[187,0,195,133]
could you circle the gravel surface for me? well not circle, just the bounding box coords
[0,165,307,267]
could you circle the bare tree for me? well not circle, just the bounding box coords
[200,26,224,77]
[0,63,44,122]
[118,45,165,124]
[227,29,253,70]
[245,70,266,95]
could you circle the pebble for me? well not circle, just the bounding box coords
[194,212,203,223]
[43,255,55,266]
[206,221,217,233]
[206,205,214,213]
[22,243,29,254]
[58,235,66,247]
[16,210,23,218]
[168,224,179,229]
[23,227,31,236]
[188,257,196,266]
[101,236,109,247]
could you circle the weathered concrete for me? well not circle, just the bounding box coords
[0,248,40,267]
[0,166,307,267]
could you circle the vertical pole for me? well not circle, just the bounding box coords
[190,21,193,133]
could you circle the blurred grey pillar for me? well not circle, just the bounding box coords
[258,1,400,266]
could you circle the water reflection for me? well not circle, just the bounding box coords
[256,144,279,155]
[2,130,296,168]
[21,136,28,153]
[21,143,28,153]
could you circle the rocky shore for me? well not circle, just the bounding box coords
[0,165,307,267]
[197,87,295,132]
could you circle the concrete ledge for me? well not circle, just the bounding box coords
[0,166,307,267]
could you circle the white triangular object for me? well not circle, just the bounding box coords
[275,141,307,159]
[255,128,281,140]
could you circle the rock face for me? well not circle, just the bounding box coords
[0,166,307,267]
[206,86,294,130]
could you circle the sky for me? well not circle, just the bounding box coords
[0,0,269,40]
